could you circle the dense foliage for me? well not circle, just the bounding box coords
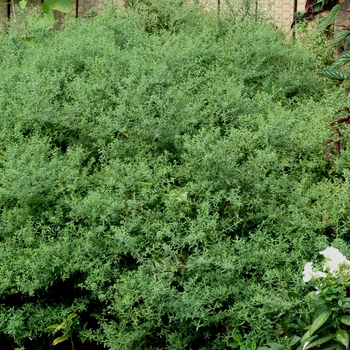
[1,1,350,348]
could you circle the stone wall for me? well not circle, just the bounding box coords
[0,1,6,20]
[0,0,348,33]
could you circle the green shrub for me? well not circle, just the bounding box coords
[0,2,349,348]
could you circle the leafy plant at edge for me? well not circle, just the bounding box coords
[294,0,350,80]
[268,248,350,350]
[8,0,72,27]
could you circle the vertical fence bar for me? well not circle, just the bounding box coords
[293,0,297,38]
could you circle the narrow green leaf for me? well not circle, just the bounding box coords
[51,335,69,346]
[335,344,344,350]
[332,30,350,45]
[318,343,342,350]
[47,324,60,330]
[305,334,335,349]
[300,335,319,350]
[339,315,350,326]
[301,331,312,344]
[302,313,311,325]
[137,182,154,187]
[317,69,347,80]
[51,318,69,335]
[266,342,286,350]
[336,329,349,349]
[317,5,340,31]
[66,313,78,322]
[290,336,301,346]
[330,51,350,70]
[288,292,303,300]
[309,310,332,337]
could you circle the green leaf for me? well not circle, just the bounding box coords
[52,322,65,334]
[137,182,154,187]
[344,37,350,52]
[40,2,53,17]
[288,292,303,300]
[302,313,311,325]
[301,331,312,344]
[339,315,350,326]
[47,324,60,330]
[51,335,69,346]
[44,0,72,13]
[310,310,332,334]
[39,3,55,26]
[317,69,347,80]
[19,0,27,9]
[318,343,343,350]
[300,335,319,350]
[232,332,243,344]
[336,329,349,349]
[307,291,322,301]
[290,336,301,346]
[305,334,335,349]
[50,314,78,334]
[332,30,350,45]
[317,5,340,31]
[66,313,78,322]
[301,310,332,343]
[265,342,286,350]
[330,51,350,70]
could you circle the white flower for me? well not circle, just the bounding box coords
[303,262,314,282]
[319,247,350,274]
[302,262,327,283]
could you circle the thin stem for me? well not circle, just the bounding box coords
[70,334,75,350]
[255,0,258,22]
[11,0,16,18]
